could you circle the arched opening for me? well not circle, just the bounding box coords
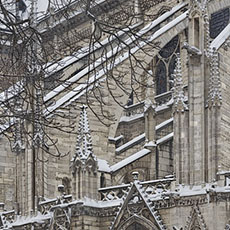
[117,214,159,230]
[155,35,180,95]
[126,222,148,230]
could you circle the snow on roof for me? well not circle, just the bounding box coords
[111,148,151,172]
[45,21,143,76]
[119,113,144,123]
[0,80,24,103]
[210,23,230,50]
[44,3,188,105]
[60,196,121,209]
[98,183,130,192]
[108,135,123,142]
[116,117,173,154]
[156,132,173,145]
[0,3,188,134]
[98,158,111,173]
[156,117,173,130]
[11,212,51,227]
[116,133,145,154]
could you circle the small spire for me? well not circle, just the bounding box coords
[75,105,94,161]
[207,49,222,107]
[173,54,188,113]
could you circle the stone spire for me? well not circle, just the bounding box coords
[207,49,222,107]
[173,54,188,113]
[71,105,98,199]
[75,105,94,161]
[71,105,97,173]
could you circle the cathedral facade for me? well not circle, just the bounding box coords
[1,0,230,229]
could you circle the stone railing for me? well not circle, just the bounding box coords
[99,184,130,201]
[123,90,175,118]
[38,194,72,215]
[0,210,15,228]
[99,177,175,201]
[155,91,173,106]
[124,101,145,117]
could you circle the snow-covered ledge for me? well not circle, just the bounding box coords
[210,23,230,51]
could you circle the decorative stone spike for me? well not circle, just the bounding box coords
[173,54,188,113]
[207,49,222,107]
[71,105,97,172]
[12,101,25,154]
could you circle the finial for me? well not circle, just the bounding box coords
[132,171,139,181]
[173,54,188,113]
[207,49,222,107]
[75,105,93,160]
[71,105,97,173]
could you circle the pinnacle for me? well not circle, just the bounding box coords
[74,104,94,161]
[207,49,222,107]
[173,54,188,112]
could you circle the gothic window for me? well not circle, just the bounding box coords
[126,222,148,230]
[159,35,179,59]
[155,35,179,95]
[210,8,230,39]
[156,60,167,95]
[168,54,177,88]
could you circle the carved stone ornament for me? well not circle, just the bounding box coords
[50,207,71,230]
[184,204,207,230]
[206,49,222,108]
[110,180,167,230]
[71,105,98,174]
[172,54,188,113]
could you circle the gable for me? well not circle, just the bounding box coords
[110,180,166,230]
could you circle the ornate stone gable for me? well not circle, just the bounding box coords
[184,204,208,230]
[110,174,166,230]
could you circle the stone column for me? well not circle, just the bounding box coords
[172,55,189,185]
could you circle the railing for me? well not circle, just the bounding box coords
[0,210,15,228]
[38,194,72,214]
[99,177,174,201]
[155,91,173,106]
[123,91,173,118]
[124,101,145,117]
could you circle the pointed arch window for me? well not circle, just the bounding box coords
[156,60,167,95]
[155,35,180,95]
[126,222,148,230]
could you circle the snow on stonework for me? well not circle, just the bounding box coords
[172,54,188,113]
[110,173,167,230]
[207,49,222,107]
[71,105,97,171]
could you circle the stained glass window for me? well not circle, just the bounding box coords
[159,35,179,59]
[210,8,230,39]
[155,35,179,95]
[156,60,167,95]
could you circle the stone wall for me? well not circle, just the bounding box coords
[0,135,16,211]
[219,46,230,171]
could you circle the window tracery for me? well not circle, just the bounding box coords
[155,35,180,95]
